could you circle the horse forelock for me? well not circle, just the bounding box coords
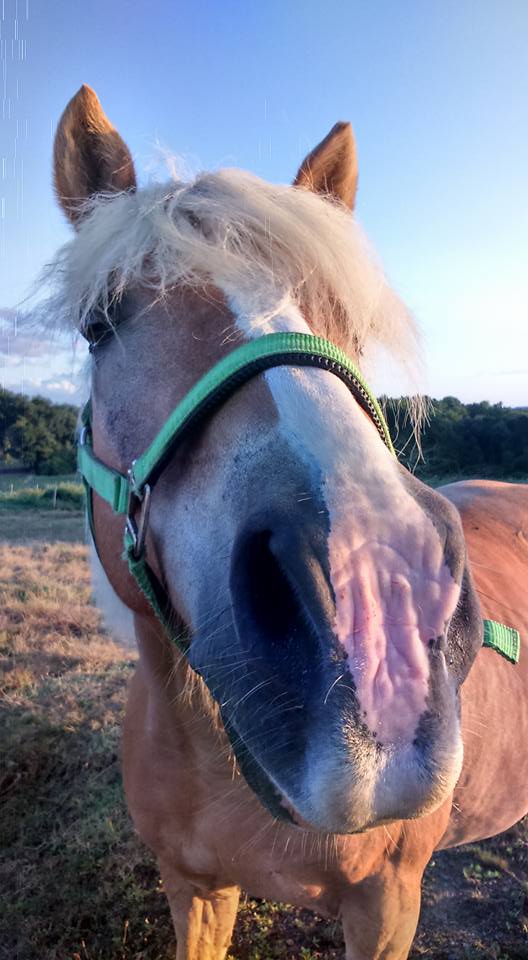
[41,167,420,370]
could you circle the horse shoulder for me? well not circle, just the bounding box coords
[437,480,528,847]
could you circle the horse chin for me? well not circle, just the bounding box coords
[220,702,464,835]
[285,747,462,834]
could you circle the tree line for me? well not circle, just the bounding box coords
[0,389,78,474]
[384,396,528,479]
[1,388,527,479]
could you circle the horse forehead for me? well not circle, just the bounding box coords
[92,284,281,458]
[226,292,390,474]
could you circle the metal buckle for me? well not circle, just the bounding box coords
[126,479,151,559]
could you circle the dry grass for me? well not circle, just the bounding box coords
[0,543,165,960]
[1,541,527,960]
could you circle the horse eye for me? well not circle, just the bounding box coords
[84,299,124,349]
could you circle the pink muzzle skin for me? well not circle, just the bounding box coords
[330,537,460,746]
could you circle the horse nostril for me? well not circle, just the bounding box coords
[231,531,299,644]
[230,529,322,685]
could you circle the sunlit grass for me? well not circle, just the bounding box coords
[0,481,84,510]
[0,472,78,492]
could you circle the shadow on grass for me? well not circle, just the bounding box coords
[0,665,176,960]
[0,510,86,544]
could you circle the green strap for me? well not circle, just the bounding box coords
[78,398,130,512]
[123,530,190,648]
[482,619,521,664]
[78,332,395,510]
[128,331,395,491]
[78,441,129,513]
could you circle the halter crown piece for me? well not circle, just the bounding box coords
[78,331,520,665]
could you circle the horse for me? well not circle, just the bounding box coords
[48,85,528,959]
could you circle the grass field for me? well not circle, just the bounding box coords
[0,472,79,491]
[0,473,83,513]
[1,521,527,959]
[0,510,85,543]
[0,473,85,543]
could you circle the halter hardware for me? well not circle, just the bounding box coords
[78,330,520,665]
[126,478,151,559]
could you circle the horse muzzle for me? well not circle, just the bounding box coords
[187,497,469,834]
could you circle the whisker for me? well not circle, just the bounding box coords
[323,674,344,705]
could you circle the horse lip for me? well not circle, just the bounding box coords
[217,706,302,827]
[221,708,375,834]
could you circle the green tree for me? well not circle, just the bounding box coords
[0,388,78,474]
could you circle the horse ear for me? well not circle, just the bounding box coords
[293,121,358,211]
[53,85,136,226]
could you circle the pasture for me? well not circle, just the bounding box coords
[1,519,526,960]
[0,474,85,543]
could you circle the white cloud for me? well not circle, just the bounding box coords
[1,306,87,403]
[0,307,66,358]
[41,377,78,395]
[1,371,85,405]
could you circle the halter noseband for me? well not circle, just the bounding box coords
[78,330,520,664]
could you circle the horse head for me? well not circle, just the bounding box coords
[51,85,483,834]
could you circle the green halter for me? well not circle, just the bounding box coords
[78,330,520,664]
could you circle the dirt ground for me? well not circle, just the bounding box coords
[0,540,526,960]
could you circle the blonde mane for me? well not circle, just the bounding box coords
[45,167,415,347]
[42,167,424,439]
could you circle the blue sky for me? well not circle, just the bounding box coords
[1,0,527,404]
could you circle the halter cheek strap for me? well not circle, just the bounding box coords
[78,330,520,665]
